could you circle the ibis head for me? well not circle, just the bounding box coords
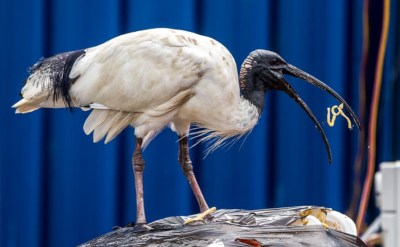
[240,50,360,163]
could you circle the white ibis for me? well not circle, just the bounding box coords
[12,28,360,228]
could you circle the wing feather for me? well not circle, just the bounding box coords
[83,109,110,135]
[105,113,138,143]
[92,111,121,142]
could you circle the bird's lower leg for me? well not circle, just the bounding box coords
[178,136,209,213]
[133,138,146,225]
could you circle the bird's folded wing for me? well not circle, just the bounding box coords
[83,88,194,144]
[83,109,139,143]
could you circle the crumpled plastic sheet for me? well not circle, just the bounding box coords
[80,206,367,247]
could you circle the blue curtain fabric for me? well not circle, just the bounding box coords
[1,0,397,246]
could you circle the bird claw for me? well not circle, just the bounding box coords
[183,207,217,225]
[112,222,153,232]
[132,223,153,232]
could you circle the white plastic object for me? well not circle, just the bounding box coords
[379,161,400,247]
[325,210,357,236]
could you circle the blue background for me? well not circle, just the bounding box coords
[1,0,399,246]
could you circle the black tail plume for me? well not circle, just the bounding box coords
[29,49,85,110]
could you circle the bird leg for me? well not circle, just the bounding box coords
[178,136,209,213]
[132,137,147,225]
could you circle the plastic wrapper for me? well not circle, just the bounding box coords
[80,206,366,246]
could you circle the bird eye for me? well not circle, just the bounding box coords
[270,59,279,66]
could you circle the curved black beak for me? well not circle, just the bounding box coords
[283,64,360,129]
[271,63,361,163]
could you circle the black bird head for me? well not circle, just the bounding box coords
[240,49,361,163]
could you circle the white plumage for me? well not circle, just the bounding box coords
[13,28,359,226]
[14,28,258,148]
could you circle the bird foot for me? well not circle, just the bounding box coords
[132,223,153,232]
[183,207,217,225]
[112,222,153,232]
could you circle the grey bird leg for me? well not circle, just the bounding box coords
[178,136,209,213]
[133,137,147,225]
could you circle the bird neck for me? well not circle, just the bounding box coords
[239,55,265,115]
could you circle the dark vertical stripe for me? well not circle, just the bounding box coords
[119,0,129,34]
[393,0,400,160]
[194,0,204,34]
[267,0,279,207]
[343,0,354,210]
[41,0,53,246]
